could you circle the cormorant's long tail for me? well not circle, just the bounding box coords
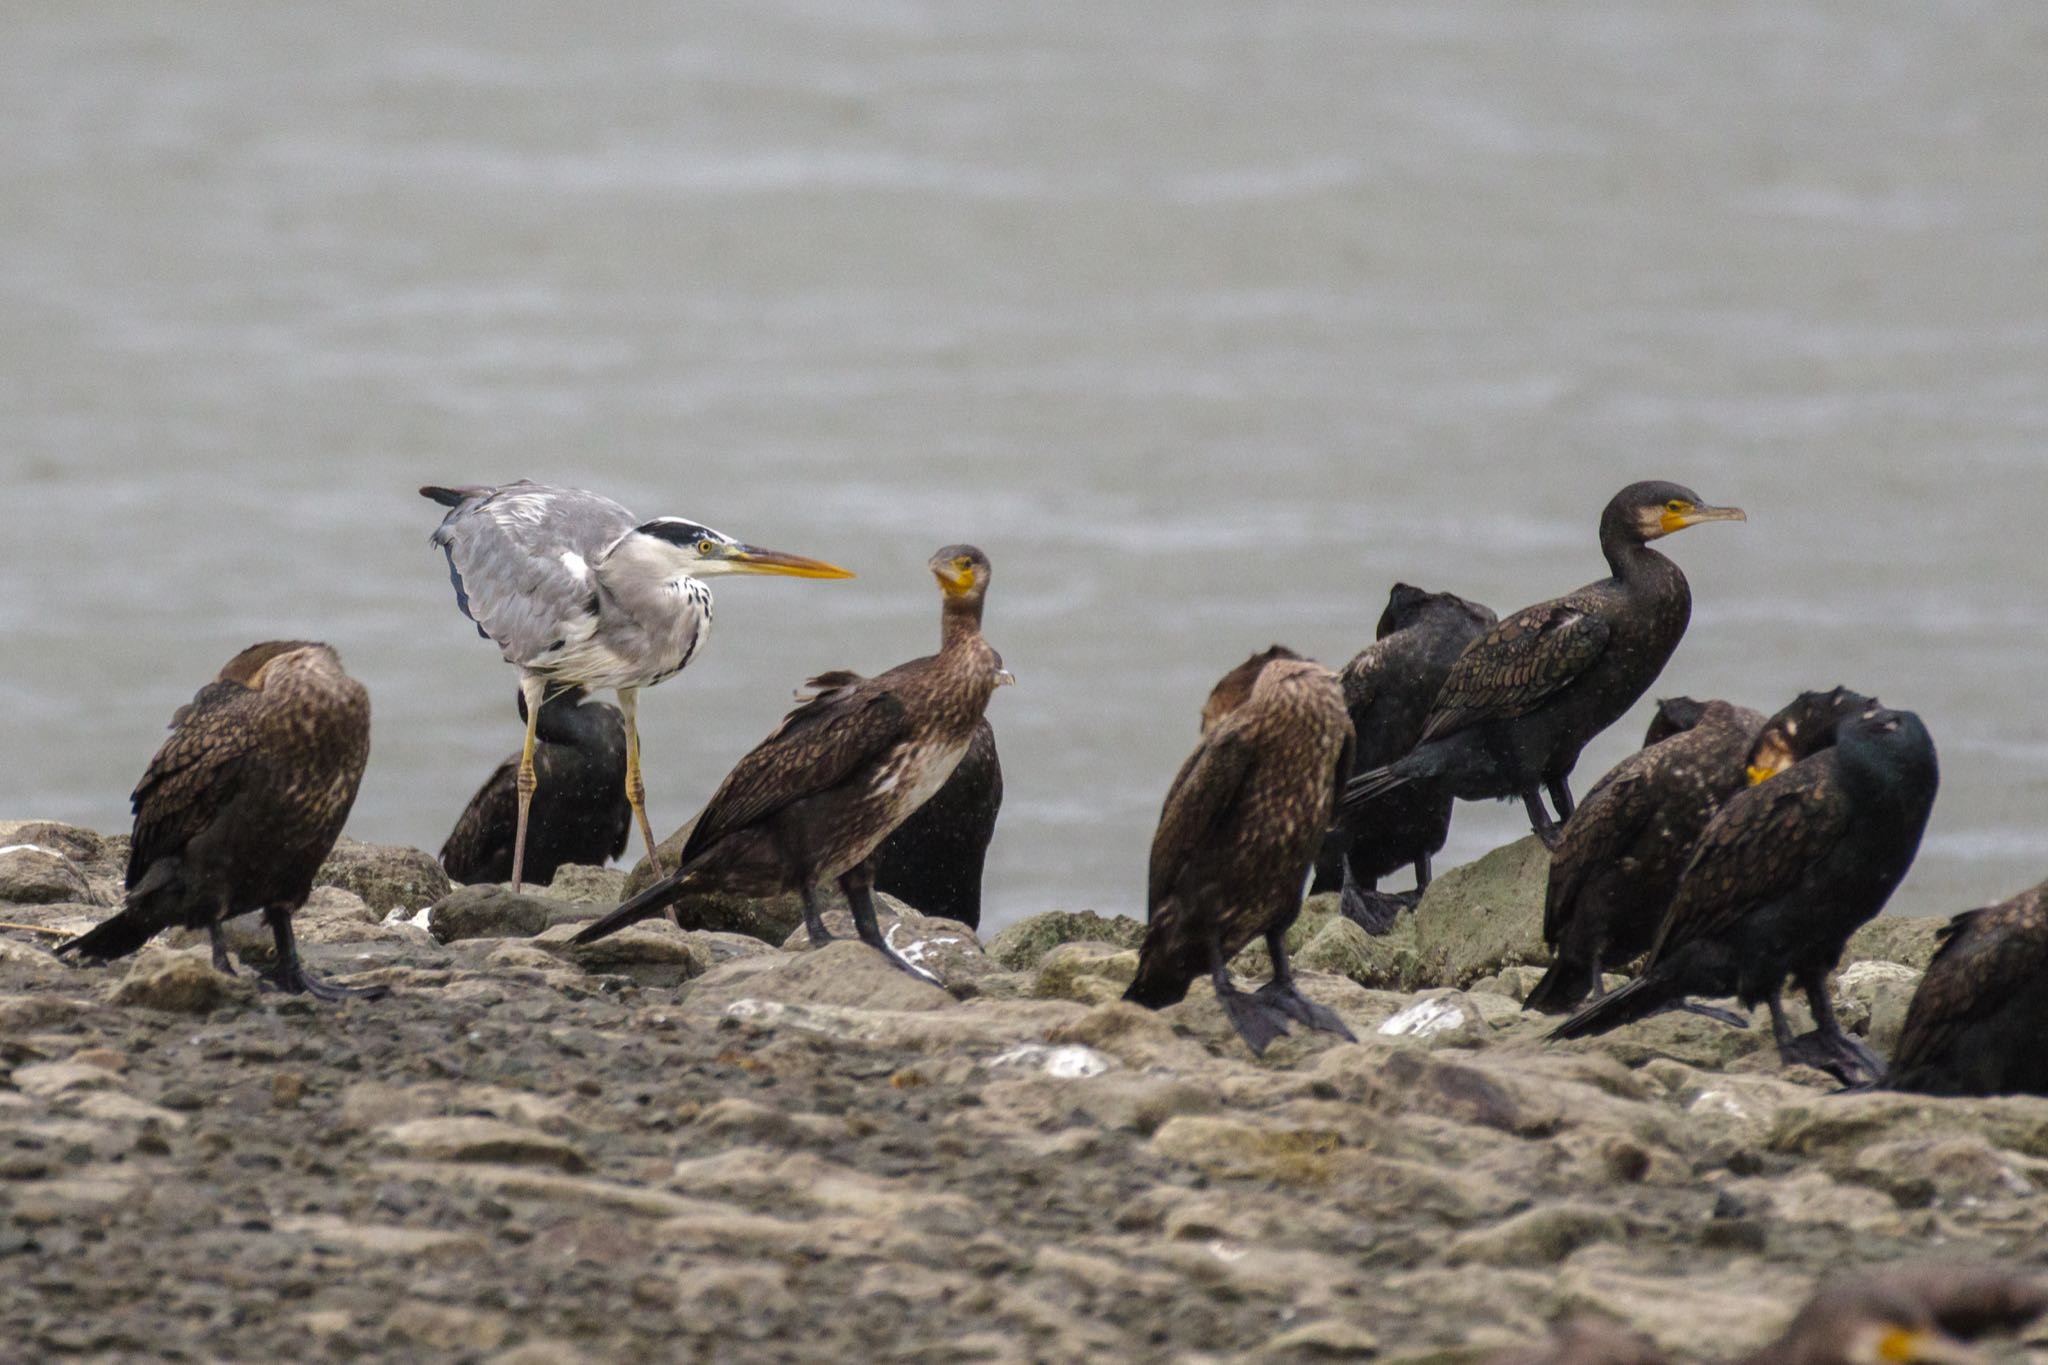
[1340,747,1442,815]
[1122,967,1193,1010]
[56,910,156,964]
[1122,913,1199,1010]
[1546,971,1678,1041]
[1522,955,1599,1015]
[571,866,705,944]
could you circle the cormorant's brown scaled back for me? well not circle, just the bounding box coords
[58,641,377,1000]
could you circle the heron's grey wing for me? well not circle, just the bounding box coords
[429,483,638,667]
[1146,729,1257,912]
[679,685,914,866]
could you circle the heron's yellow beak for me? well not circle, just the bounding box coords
[722,545,855,579]
[1660,503,1747,535]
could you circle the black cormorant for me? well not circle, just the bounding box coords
[1315,583,1496,933]
[1888,878,2048,1096]
[570,546,1011,980]
[1342,481,1744,847]
[1525,688,1878,1015]
[1124,646,1357,1056]
[1549,707,1938,1085]
[439,686,631,886]
[871,717,1002,929]
[58,641,378,1000]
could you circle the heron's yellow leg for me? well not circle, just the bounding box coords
[617,688,664,878]
[510,676,547,893]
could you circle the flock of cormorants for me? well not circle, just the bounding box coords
[45,478,2048,1100]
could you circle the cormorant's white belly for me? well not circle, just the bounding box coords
[866,736,971,831]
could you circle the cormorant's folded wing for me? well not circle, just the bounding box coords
[679,684,913,867]
[126,679,265,889]
[1146,730,1256,912]
[1419,600,1610,743]
[1646,761,1849,963]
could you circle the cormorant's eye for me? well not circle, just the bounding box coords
[1665,499,1688,513]
[697,539,716,555]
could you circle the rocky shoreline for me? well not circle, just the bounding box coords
[0,822,2041,1362]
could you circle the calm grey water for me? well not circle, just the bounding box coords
[5,3,2046,932]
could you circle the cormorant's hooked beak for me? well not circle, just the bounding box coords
[934,563,979,597]
[1747,732,1795,786]
[1660,503,1747,535]
[1875,1325,1981,1365]
[995,669,1017,686]
[714,544,855,579]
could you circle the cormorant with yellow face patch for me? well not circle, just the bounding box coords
[59,641,378,1000]
[1741,1263,2046,1365]
[1483,1263,2045,1365]
[1550,706,1938,1085]
[571,547,1011,982]
[1125,646,1357,1056]
[1342,481,1745,848]
[1525,688,1877,1014]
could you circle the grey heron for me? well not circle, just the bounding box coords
[422,480,853,892]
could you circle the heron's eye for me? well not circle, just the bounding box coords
[1665,499,1688,513]
[697,539,715,555]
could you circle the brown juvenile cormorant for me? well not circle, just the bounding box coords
[1888,878,2048,1096]
[1524,687,1878,1015]
[1550,706,1939,1085]
[1313,583,1496,933]
[1342,481,1745,847]
[571,546,1012,980]
[1123,646,1358,1056]
[57,641,378,1000]
[871,717,1002,929]
[439,685,632,886]
[422,480,851,892]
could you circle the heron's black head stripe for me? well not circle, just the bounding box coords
[637,519,728,549]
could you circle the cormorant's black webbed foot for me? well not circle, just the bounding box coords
[1240,928,1357,1050]
[841,869,942,986]
[1253,976,1356,1043]
[262,907,388,1002]
[1339,883,1408,936]
[1776,1029,1883,1087]
[1215,976,1291,1057]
